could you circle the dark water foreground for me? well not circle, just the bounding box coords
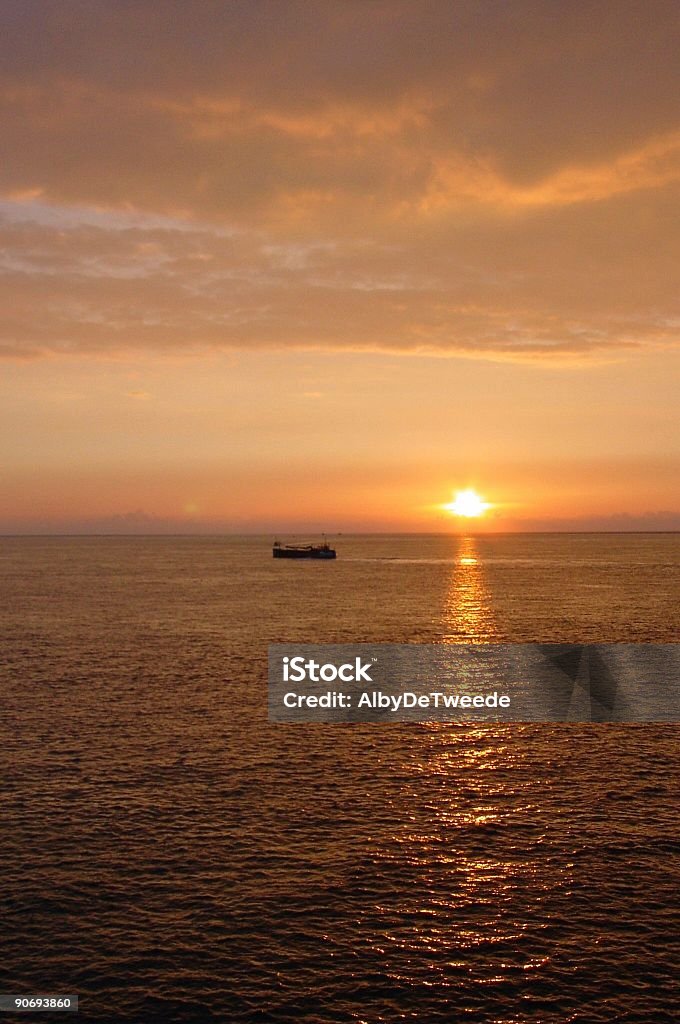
[1,535,678,1022]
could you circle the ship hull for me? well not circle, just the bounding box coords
[273,547,336,559]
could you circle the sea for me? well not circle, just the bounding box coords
[0,533,678,1023]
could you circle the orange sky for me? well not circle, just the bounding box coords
[1,1,678,532]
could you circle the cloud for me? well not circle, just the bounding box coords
[507,510,680,532]
[2,192,678,361]
[420,131,680,212]
[1,1,680,361]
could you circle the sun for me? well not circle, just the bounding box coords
[444,489,490,518]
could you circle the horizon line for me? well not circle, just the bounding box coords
[1,530,678,539]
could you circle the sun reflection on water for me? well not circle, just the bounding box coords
[365,727,559,994]
[443,536,496,643]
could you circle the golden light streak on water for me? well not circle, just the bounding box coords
[443,536,497,643]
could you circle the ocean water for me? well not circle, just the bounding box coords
[0,533,678,1023]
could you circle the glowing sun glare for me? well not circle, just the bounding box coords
[445,489,490,518]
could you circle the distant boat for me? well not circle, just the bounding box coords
[273,539,336,560]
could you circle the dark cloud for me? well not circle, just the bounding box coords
[1,1,680,359]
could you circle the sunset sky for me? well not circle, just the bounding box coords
[1,0,679,532]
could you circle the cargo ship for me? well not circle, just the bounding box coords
[273,539,336,559]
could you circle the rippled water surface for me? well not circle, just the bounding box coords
[1,534,679,1022]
